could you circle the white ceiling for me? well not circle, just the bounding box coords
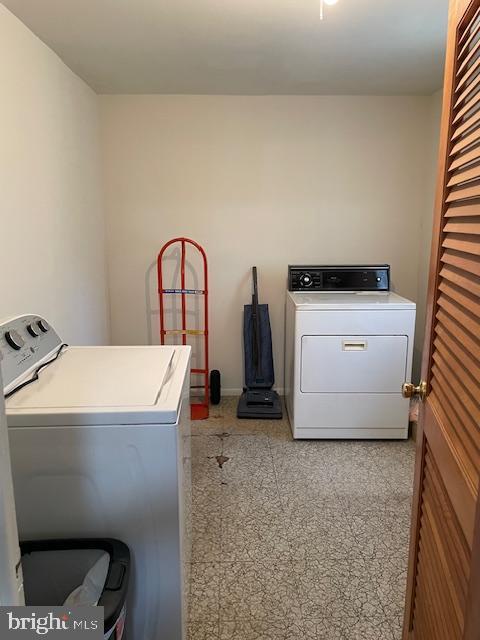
[2,0,449,95]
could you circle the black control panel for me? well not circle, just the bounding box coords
[288,265,390,292]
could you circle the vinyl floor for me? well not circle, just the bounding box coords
[188,398,415,640]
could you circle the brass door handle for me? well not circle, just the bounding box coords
[402,380,428,402]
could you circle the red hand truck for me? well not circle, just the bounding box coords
[157,238,209,420]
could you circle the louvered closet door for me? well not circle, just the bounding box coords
[403,1,480,639]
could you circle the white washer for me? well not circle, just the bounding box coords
[285,267,416,439]
[1,314,191,640]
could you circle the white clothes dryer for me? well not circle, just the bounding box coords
[285,266,416,439]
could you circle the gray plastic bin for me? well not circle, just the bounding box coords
[21,539,130,640]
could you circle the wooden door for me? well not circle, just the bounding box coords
[403,1,480,638]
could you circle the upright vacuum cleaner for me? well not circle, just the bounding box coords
[237,267,282,419]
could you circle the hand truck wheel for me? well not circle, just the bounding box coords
[210,370,221,405]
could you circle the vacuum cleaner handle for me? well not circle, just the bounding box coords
[251,266,262,380]
[252,266,258,300]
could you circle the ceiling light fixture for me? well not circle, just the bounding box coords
[320,0,339,20]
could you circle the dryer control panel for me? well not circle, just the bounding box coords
[0,315,62,392]
[288,265,390,292]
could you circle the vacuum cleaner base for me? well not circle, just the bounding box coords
[237,389,283,420]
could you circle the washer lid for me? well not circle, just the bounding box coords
[288,291,416,310]
[5,346,190,426]
[7,346,175,409]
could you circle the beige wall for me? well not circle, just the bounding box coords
[0,6,109,344]
[413,90,443,381]
[100,95,437,393]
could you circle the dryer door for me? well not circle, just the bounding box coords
[300,334,408,393]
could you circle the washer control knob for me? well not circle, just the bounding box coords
[37,320,49,333]
[5,330,25,351]
[300,273,313,287]
[27,323,41,337]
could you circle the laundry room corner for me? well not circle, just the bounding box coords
[99,94,441,393]
[6,1,476,637]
